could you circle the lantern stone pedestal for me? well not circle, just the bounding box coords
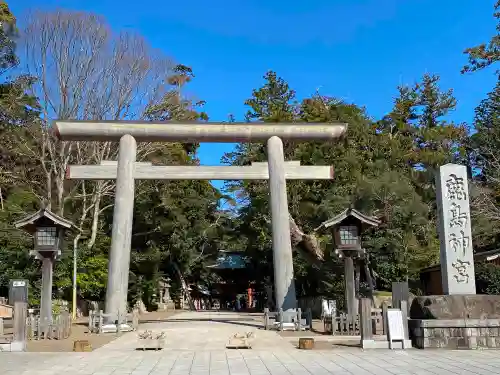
[342,253,359,319]
[31,250,60,327]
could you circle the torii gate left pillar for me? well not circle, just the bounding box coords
[57,121,347,318]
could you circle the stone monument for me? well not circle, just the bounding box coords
[436,163,476,295]
[410,163,500,349]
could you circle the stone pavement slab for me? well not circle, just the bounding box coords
[2,349,500,374]
[3,311,500,374]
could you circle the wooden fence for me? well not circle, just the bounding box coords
[323,306,385,336]
[26,311,72,340]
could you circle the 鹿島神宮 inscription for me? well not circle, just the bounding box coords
[436,164,476,295]
[452,259,471,284]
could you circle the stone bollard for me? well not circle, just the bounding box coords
[132,308,139,331]
[360,298,375,349]
[12,302,27,351]
[264,308,270,330]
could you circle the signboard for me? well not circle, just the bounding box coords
[387,308,405,349]
[9,279,29,305]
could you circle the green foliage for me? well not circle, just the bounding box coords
[476,262,500,295]
[223,70,467,299]
[0,189,41,299]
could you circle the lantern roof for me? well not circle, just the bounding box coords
[14,208,78,235]
[315,208,380,231]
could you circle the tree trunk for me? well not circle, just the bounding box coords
[87,191,102,249]
[289,215,324,261]
[171,262,196,311]
[363,259,375,304]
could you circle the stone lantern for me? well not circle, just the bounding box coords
[316,208,379,319]
[158,278,172,310]
[14,209,76,325]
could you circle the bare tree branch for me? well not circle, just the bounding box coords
[18,9,177,249]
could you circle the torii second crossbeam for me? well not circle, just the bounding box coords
[65,162,334,180]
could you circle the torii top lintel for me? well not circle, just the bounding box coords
[53,120,348,142]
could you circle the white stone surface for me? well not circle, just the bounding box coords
[436,163,476,294]
[3,346,500,374]
[98,311,292,351]
[1,311,500,374]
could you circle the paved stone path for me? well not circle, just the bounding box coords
[98,311,293,351]
[2,311,500,374]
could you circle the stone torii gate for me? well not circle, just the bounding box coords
[56,120,347,320]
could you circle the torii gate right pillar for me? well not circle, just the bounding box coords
[267,136,296,311]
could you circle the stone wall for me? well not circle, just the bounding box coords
[410,295,500,320]
[410,319,500,349]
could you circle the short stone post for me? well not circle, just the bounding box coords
[306,308,312,329]
[296,308,302,330]
[360,298,374,348]
[330,300,337,336]
[264,307,270,330]
[88,310,94,332]
[13,302,27,351]
[400,300,409,341]
[98,310,103,334]
[391,281,409,310]
[381,301,389,336]
[116,311,122,335]
[278,308,284,331]
[28,313,35,340]
[132,308,139,331]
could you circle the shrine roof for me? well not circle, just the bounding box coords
[207,251,249,270]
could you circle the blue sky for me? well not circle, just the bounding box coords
[11,0,498,190]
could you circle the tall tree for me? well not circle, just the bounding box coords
[462,1,500,73]
[0,2,42,298]
[468,79,500,248]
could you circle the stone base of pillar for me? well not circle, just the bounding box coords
[361,339,412,349]
[361,339,376,349]
[0,341,26,352]
[101,323,133,333]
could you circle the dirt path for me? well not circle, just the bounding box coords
[26,310,180,352]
